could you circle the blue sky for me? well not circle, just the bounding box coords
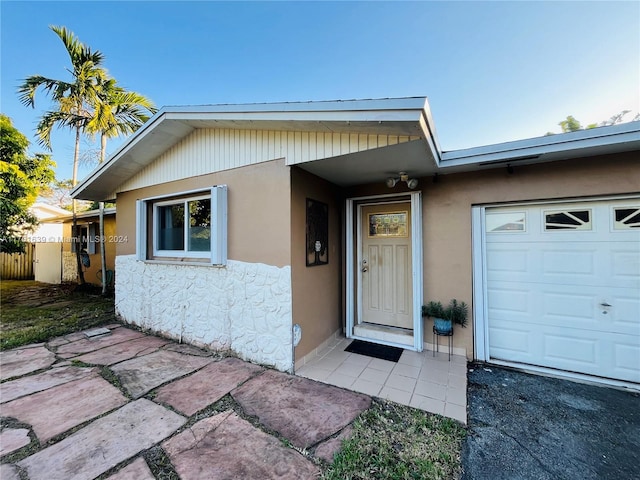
[1,1,638,182]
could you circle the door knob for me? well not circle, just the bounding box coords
[362,259,368,273]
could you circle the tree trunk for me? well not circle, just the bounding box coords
[100,133,107,163]
[99,133,107,295]
[73,126,86,285]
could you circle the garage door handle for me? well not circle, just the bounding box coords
[600,302,611,307]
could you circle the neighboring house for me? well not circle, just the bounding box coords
[28,203,69,283]
[71,97,640,386]
[0,203,68,281]
[40,208,117,287]
[27,202,69,242]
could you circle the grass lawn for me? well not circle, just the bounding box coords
[0,280,115,350]
[322,399,465,479]
[0,280,466,478]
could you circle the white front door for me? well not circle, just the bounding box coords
[481,199,640,383]
[359,202,413,329]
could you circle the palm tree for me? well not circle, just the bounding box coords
[88,78,157,163]
[87,78,156,294]
[18,25,107,186]
[18,25,108,285]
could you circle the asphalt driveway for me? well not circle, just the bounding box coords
[462,365,640,480]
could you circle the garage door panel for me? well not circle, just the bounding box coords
[613,343,640,382]
[610,294,640,332]
[484,199,640,384]
[489,282,636,334]
[543,333,597,367]
[490,325,639,383]
[611,249,640,287]
[489,281,597,326]
[542,249,595,275]
[488,324,533,356]
[486,247,528,273]
[543,291,596,323]
[487,286,530,314]
[487,243,607,287]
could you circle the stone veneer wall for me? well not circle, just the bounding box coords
[62,252,77,282]
[115,255,293,371]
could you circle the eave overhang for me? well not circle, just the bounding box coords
[438,121,640,173]
[70,96,640,201]
[72,97,435,200]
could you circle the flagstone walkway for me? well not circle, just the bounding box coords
[0,325,370,480]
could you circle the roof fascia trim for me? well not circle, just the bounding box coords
[71,110,172,198]
[161,97,428,114]
[440,122,640,166]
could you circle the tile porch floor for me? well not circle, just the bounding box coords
[296,336,468,424]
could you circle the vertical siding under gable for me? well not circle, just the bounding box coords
[116,128,419,193]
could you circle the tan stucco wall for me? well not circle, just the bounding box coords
[422,151,639,357]
[115,159,291,267]
[344,151,639,357]
[291,167,343,360]
[111,148,638,360]
[62,215,117,286]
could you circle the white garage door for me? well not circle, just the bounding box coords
[484,199,640,384]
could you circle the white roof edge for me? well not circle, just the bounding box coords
[71,110,172,198]
[70,96,638,200]
[47,207,117,223]
[30,202,71,215]
[419,102,443,164]
[161,97,429,114]
[441,121,640,165]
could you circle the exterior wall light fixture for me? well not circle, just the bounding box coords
[386,171,418,189]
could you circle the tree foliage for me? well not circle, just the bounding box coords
[18,25,108,186]
[39,178,74,210]
[547,110,637,136]
[17,24,155,288]
[87,77,156,163]
[559,115,583,133]
[0,114,55,253]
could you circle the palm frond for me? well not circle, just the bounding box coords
[50,25,105,69]
[35,110,87,150]
[17,76,72,107]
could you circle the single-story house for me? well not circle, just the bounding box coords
[72,97,639,387]
[37,207,117,286]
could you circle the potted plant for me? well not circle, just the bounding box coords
[422,299,468,334]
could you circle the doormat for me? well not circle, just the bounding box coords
[345,340,404,362]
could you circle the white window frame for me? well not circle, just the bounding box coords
[611,204,640,230]
[153,194,211,259]
[136,185,227,266]
[485,210,527,233]
[542,208,593,231]
[72,223,98,254]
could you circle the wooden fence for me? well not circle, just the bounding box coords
[0,243,35,280]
